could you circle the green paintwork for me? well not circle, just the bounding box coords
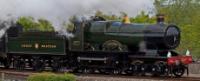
[7,32,66,55]
[68,23,84,51]
[84,21,151,47]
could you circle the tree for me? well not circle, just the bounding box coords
[17,16,38,31]
[154,0,200,57]
[131,11,156,23]
[64,15,76,33]
[38,18,54,31]
[17,17,54,32]
[95,10,120,21]
[154,0,199,24]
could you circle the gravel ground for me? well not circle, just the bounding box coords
[1,63,200,81]
[0,72,28,81]
[76,73,200,81]
[1,73,200,81]
[189,63,200,74]
[1,75,200,81]
[77,76,169,81]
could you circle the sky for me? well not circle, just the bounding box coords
[0,0,154,30]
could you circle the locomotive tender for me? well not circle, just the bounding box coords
[0,16,192,77]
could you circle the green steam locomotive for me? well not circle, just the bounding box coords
[0,16,192,77]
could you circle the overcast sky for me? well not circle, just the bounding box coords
[0,0,154,30]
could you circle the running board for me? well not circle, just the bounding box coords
[77,57,107,61]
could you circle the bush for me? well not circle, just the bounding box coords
[27,72,76,81]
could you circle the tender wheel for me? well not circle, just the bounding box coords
[32,57,44,71]
[72,67,82,73]
[82,68,92,74]
[3,58,11,69]
[98,69,105,74]
[172,66,185,77]
[75,67,91,74]
[14,57,25,70]
[52,57,63,71]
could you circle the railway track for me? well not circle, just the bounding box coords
[0,68,200,81]
[0,68,34,81]
[77,73,200,81]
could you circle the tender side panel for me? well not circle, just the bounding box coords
[7,37,66,55]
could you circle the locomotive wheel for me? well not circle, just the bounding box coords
[131,61,146,76]
[102,40,123,51]
[172,66,185,77]
[151,62,166,76]
[98,69,109,74]
[124,65,134,75]
[132,62,142,75]
[32,57,44,71]
[110,68,121,75]
[140,64,146,76]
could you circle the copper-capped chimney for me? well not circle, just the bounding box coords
[156,14,165,24]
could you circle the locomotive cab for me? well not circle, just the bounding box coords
[68,21,85,51]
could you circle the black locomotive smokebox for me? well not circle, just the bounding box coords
[145,24,180,49]
[164,25,180,49]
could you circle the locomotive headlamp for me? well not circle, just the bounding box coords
[186,49,191,56]
[180,49,193,64]
[115,61,119,64]
[167,51,176,65]
[167,51,172,58]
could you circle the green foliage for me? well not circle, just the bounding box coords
[17,17,54,32]
[27,72,76,81]
[154,0,199,24]
[177,25,200,57]
[154,0,200,56]
[95,10,120,21]
[93,10,156,24]
[17,16,38,31]
[64,22,75,33]
[130,11,156,23]
[64,16,76,33]
[38,19,54,31]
